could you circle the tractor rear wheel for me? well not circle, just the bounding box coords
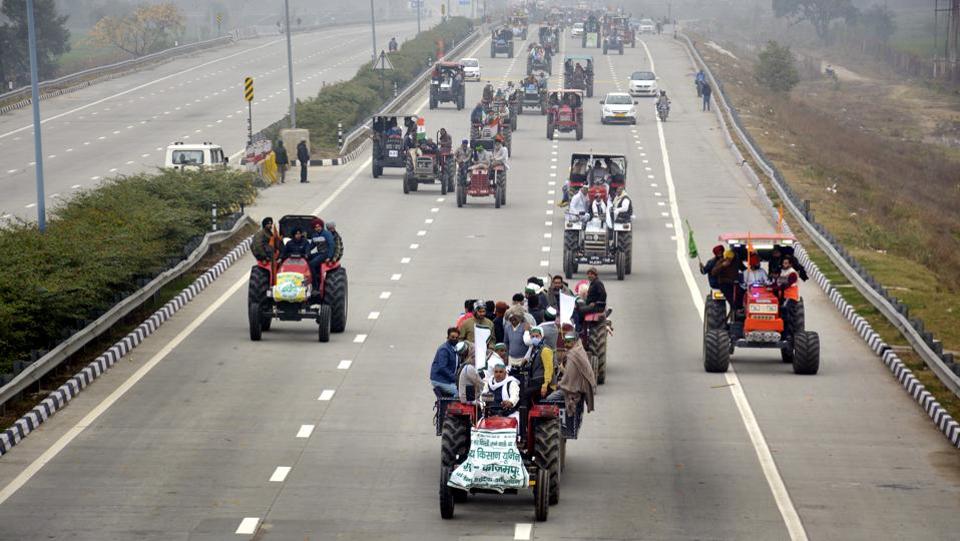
[618,232,633,274]
[441,416,471,468]
[439,466,455,519]
[704,297,726,331]
[534,418,561,506]
[703,329,731,373]
[792,331,820,375]
[248,266,269,341]
[616,252,625,281]
[324,267,348,333]
[317,304,332,343]
[495,185,502,208]
[589,323,608,384]
[534,467,549,521]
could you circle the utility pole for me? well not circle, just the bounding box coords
[370,0,377,61]
[417,0,421,34]
[26,0,46,231]
[284,0,296,128]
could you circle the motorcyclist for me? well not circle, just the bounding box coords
[656,89,670,112]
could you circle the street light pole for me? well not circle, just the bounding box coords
[417,0,421,34]
[284,0,296,128]
[369,0,377,61]
[26,0,45,232]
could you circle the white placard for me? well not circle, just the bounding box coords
[447,428,529,492]
[559,292,576,324]
[474,326,491,373]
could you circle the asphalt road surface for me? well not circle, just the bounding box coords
[0,16,434,219]
[0,26,957,541]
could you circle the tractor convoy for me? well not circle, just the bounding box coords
[241,9,825,525]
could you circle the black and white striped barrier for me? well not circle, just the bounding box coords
[0,236,253,457]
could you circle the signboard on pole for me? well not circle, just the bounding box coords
[243,77,254,101]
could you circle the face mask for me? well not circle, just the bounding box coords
[531,337,542,347]
[448,338,458,345]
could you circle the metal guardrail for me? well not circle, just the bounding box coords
[0,36,234,109]
[0,214,256,409]
[337,25,486,155]
[679,32,960,397]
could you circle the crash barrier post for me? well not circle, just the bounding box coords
[337,122,343,149]
[211,203,218,231]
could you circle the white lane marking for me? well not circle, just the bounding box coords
[642,37,808,541]
[125,160,134,165]
[436,197,445,202]
[544,233,552,238]
[235,517,260,535]
[296,425,315,438]
[66,148,73,152]
[141,153,150,158]
[379,291,392,299]
[541,246,550,252]
[109,168,117,173]
[545,210,554,215]
[0,276,248,506]
[430,207,439,212]
[5,169,15,174]
[25,203,36,209]
[424,218,433,224]
[318,390,336,401]
[353,334,367,343]
[514,523,532,540]
[390,273,402,281]
[665,223,673,228]
[368,311,380,319]
[416,230,427,236]
[400,257,411,264]
[545,221,552,226]
[337,360,352,370]
[269,466,291,482]
[409,243,419,250]
[548,181,556,186]
[90,176,99,181]
[50,193,59,199]
[654,192,663,197]
[539,260,549,267]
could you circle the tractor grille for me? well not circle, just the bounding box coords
[416,157,433,168]
[583,232,606,253]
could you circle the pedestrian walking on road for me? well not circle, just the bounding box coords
[274,140,289,183]
[701,80,712,112]
[296,139,310,183]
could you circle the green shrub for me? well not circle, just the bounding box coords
[0,169,256,373]
[754,40,800,93]
[263,17,475,153]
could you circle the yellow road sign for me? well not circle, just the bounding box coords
[244,77,254,102]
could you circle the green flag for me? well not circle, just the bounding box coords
[685,220,699,259]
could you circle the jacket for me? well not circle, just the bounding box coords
[309,229,335,260]
[458,316,495,345]
[430,342,458,384]
[280,237,311,259]
[296,142,310,164]
[503,320,528,359]
[275,143,289,165]
[558,341,596,413]
[331,230,344,261]
[710,259,741,285]
[251,228,276,261]
[528,344,555,389]
[585,279,607,309]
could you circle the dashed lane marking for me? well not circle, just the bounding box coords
[269,467,291,482]
[235,518,260,535]
[317,390,336,401]
[337,360,352,370]
[353,334,367,343]
[296,425,315,438]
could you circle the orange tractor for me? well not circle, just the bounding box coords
[702,234,819,374]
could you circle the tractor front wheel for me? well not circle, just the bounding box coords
[317,304,332,343]
[247,266,269,341]
[616,251,625,281]
[440,466,455,519]
[534,467,549,522]
[703,328,731,373]
[792,331,820,375]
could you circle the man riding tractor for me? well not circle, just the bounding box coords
[430,62,466,110]
[546,90,584,141]
[527,43,552,75]
[518,72,548,115]
[563,55,595,97]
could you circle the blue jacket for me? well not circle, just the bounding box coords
[309,230,335,260]
[430,342,458,384]
[280,237,310,259]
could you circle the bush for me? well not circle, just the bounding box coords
[754,40,800,93]
[263,17,475,154]
[0,169,256,373]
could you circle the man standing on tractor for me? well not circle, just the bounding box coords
[438,128,452,150]
[430,327,462,397]
[522,327,555,403]
[569,184,590,216]
[459,301,495,346]
[538,306,560,350]
[545,276,572,310]
[700,245,726,289]
[545,329,596,413]
[711,249,744,310]
[491,136,510,169]
[775,257,801,338]
[252,217,278,263]
[503,305,531,368]
[454,139,472,166]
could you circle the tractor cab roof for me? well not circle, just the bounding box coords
[564,54,594,62]
[435,61,463,70]
[279,215,322,238]
[568,152,627,186]
[718,233,797,259]
[371,115,418,134]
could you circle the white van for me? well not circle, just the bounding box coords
[164,142,229,170]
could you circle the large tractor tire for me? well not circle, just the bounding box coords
[494,184,502,208]
[616,252,625,281]
[429,94,437,110]
[534,418,561,506]
[324,267,348,333]
[534,467,549,522]
[589,322,608,384]
[439,466,455,519]
[794,300,806,333]
[317,304,332,343]
[575,118,583,140]
[703,328,731,373]
[441,416,471,468]
[792,331,820,375]
[563,230,579,279]
[456,183,465,207]
[248,266,269,341]
[704,297,727,331]
[403,171,411,194]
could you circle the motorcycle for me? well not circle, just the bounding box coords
[657,100,670,122]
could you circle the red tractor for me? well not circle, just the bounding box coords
[435,385,561,521]
[546,90,584,141]
[247,215,348,342]
[703,234,820,375]
[456,150,507,208]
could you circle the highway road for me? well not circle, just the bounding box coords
[0,16,435,220]
[0,25,958,541]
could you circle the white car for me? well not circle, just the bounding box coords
[571,23,584,37]
[638,19,655,34]
[628,70,658,97]
[599,92,638,124]
[164,142,229,170]
[460,58,481,81]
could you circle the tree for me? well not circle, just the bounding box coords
[0,0,70,87]
[772,0,859,42]
[89,2,185,58]
[859,4,896,44]
[755,41,800,93]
